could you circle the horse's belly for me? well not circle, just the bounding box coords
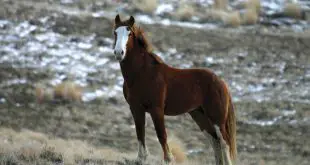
[164,89,203,116]
[164,104,197,116]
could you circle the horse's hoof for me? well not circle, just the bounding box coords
[162,161,175,165]
[135,156,147,165]
[163,158,175,165]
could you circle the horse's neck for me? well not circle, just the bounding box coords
[120,36,161,87]
[120,47,146,87]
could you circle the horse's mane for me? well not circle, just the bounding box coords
[132,25,164,64]
[132,25,152,53]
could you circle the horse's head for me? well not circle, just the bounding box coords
[113,14,135,61]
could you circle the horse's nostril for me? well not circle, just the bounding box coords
[121,50,124,55]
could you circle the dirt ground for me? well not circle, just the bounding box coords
[0,0,310,165]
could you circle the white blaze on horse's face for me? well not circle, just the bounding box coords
[114,26,131,61]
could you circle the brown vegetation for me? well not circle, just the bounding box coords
[213,0,228,11]
[0,128,199,165]
[0,128,131,165]
[175,2,195,21]
[233,0,261,14]
[35,81,82,103]
[245,0,261,14]
[132,0,158,15]
[242,7,259,25]
[205,9,242,27]
[283,2,303,19]
[168,136,187,163]
[222,11,241,27]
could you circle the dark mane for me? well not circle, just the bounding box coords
[132,25,153,53]
[132,26,166,64]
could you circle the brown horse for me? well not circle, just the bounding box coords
[112,14,237,165]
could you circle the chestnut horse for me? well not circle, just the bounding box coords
[112,14,237,165]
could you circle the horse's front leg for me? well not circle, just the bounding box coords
[150,107,173,164]
[131,106,148,162]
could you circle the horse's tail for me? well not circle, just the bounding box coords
[226,96,237,162]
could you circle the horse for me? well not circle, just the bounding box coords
[112,14,237,165]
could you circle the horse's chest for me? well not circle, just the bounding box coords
[129,86,150,98]
[126,75,165,106]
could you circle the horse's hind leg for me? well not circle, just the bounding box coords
[214,125,232,165]
[189,107,223,165]
[210,135,223,165]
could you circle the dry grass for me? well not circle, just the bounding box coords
[221,11,241,27]
[0,128,127,165]
[35,81,82,103]
[213,0,228,11]
[218,0,260,26]
[205,9,241,27]
[168,136,187,163]
[0,128,207,165]
[132,0,158,15]
[207,0,259,27]
[245,0,261,14]
[205,9,228,22]
[35,84,53,102]
[175,2,196,21]
[283,2,303,19]
[233,0,261,14]
[206,9,225,21]
[242,7,258,25]
[54,81,82,102]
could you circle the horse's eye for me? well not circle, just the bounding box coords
[126,26,130,31]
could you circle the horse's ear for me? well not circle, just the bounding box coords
[115,14,121,24]
[128,16,135,27]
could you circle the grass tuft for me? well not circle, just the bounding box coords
[283,2,303,19]
[132,0,158,15]
[245,0,261,14]
[35,81,82,103]
[213,0,228,11]
[222,11,241,27]
[175,2,196,21]
[242,7,258,25]
[168,136,187,163]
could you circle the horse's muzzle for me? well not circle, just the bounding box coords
[114,49,124,56]
[114,50,124,61]
[115,55,123,61]
[114,49,124,61]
